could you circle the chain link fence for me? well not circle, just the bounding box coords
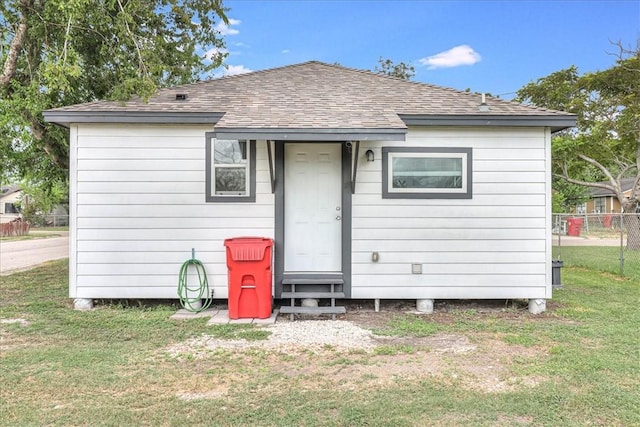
[42,214,69,227]
[0,213,69,228]
[553,213,640,280]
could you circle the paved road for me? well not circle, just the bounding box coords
[0,233,69,275]
[553,235,623,247]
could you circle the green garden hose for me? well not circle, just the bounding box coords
[177,250,212,313]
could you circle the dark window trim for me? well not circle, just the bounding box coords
[205,133,256,203]
[382,147,472,199]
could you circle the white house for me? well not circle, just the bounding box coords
[0,185,22,223]
[43,61,576,314]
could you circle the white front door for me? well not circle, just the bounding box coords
[284,143,342,272]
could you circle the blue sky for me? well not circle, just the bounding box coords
[210,0,639,99]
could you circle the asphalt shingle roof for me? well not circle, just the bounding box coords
[590,178,637,197]
[0,185,21,197]
[46,61,575,130]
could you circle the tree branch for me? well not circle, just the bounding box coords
[0,2,30,88]
[556,168,616,193]
[31,120,68,169]
[576,153,621,192]
[616,162,637,182]
[558,151,640,213]
[61,15,72,65]
[116,0,147,75]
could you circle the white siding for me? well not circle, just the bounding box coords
[72,124,274,299]
[351,127,550,300]
[72,124,552,302]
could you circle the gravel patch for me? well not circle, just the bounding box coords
[0,318,30,326]
[167,320,378,357]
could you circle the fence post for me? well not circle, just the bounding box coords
[556,214,562,259]
[620,212,624,276]
[584,213,589,234]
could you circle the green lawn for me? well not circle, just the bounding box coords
[1,260,639,426]
[553,245,640,280]
[32,226,70,232]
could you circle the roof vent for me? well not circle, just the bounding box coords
[479,93,490,112]
[175,93,188,101]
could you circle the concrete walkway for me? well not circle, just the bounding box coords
[0,232,69,275]
[171,308,279,325]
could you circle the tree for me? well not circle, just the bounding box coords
[373,57,415,80]
[15,179,67,226]
[1,0,229,192]
[553,178,590,213]
[516,41,640,245]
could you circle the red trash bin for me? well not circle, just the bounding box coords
[224,237,273,319]
[567,218,583,236]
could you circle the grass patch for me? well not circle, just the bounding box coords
[0,233,62,242]
[206,324,271,341]
[32,226,69,232]
[1,260,639,426]
[373,344,417,355]
[553,245,640,280]
[374,314,441,337]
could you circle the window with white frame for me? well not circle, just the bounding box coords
[382,147,472,199]
[594,197,605,213]
[205,136,256,202]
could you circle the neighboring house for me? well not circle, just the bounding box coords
[576,177,636,214]
[0,185,68,225]
[0,185,22,223]
[43,61,576,314]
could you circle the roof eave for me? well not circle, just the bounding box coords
[212,127,407,141]
[42,111,224,127]
[399,114,577,132]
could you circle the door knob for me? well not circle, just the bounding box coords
[336,206,341,211]
[336,216,341,221]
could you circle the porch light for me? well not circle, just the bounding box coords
[365,149,375,162]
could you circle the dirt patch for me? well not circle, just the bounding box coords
[374,333,477,353]
[176,388,228,401]
[0,318,30,326]
[165,327,546,394]
[163,299,555,395]
[450,335,545,393]
[341,298,560,329]
[0,319,32,352]
[0,331,32,352]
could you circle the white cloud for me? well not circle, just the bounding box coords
[281,49,290,54]
[419,45,481,69]
[215,18,241,36]
[223,64,252,76]
[205,47,228,61]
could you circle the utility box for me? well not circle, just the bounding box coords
[552,259,563,288]
[224,237,273,319]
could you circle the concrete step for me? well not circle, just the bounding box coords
[279,306,346,315]
[280,292,345,299]
[282,278,344,285]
